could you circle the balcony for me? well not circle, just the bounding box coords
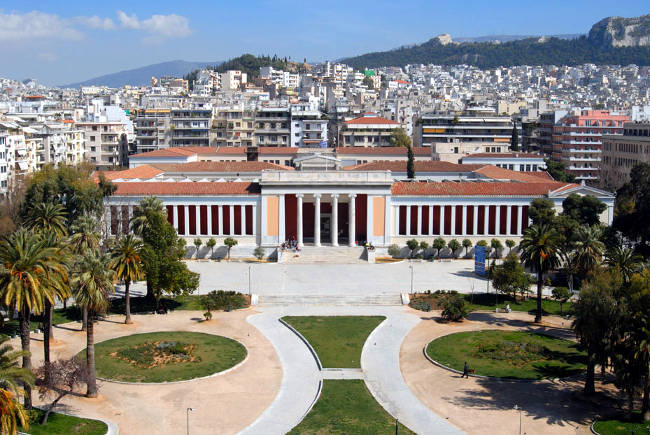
[564,156,600,162]
[568,166,599,171]
[567,148,601,153]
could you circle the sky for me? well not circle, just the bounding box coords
[1,1,648,86]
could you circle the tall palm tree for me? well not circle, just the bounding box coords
[108,235,144,324]
[130,196,164,237]
[0,388,28,435]
[72,252,114,397]
[519,224,563,323]
[605,245,642,283]
[572,226,605,280]
[0,335,34,398]
[24,203,67,239]
[0,230,66,409]
[69,216,101,255]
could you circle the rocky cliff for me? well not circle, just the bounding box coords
[588,14,650,48]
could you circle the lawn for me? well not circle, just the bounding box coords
[426,330,587,380]
[288,380,414,434]
[282,316,385,368]
[593,413,650,434]
[83,331,247,382]
[22,408,107,435]
[410,292,573,316]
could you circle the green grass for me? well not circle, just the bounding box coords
[288,380,414,434]
[81,331,247,383]
[593,412,650,434]
[426,330,587,380]
[282,316,385,368]
[23,408,107,435]
[410,292,573,316]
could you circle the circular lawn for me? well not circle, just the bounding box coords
[84,331,247,383]
[426,330,586,380]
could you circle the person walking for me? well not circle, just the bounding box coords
[462,362,470,378]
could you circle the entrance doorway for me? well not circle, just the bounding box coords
[321,214,331,242]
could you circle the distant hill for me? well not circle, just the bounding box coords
[60,60,220,88]
[454,34,581,43]
[342,15,650,69]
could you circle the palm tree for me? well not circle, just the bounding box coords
[69,216,101,255]
[24,203,67,239]
[130,196,164,237]
[605,245,642,283]
[0,230,66,409]
[72,252,115,397]
[519,224,563,323]
[0,388,29,435]
[108,235,144,324]
[0,335,34,397]
[572,226,605,280]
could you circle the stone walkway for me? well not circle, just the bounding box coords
[241,305,463,435]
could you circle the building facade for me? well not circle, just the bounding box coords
[601,121,650,190]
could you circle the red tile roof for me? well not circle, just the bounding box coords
[391,181,576,196]
[521,171,554,180]
[214,147,247,155]
[94,165,163,181]
[151,161,294,172]
[129,147,200,158]
[344,115,399,125]
[335,146,430,155]
[114,182,260,196]
[472,165,551,182]
[258,147,300,155]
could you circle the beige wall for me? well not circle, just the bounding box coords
[266,196,279,236]
[373,196,386,237]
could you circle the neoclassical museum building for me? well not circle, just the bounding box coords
[100,147,615,254]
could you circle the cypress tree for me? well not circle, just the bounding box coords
[407,145,415,179]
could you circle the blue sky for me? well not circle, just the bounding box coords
[1,1,648,86]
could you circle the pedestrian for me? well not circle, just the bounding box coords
[462,361,470,378]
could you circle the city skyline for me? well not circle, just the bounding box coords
[1,0,649,85]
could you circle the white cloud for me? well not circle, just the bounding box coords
[116,10,191,39]
[0,10,82,41]
[80,15,116,30]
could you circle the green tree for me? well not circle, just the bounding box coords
[561,194,606,226]
[0,335,32,434]
[362,76,374,89]
[440,293,467,322]
[387,244,401,258]
[253,246,265,261]
[491,253,533,300]
[193,238,202,259]
[419,241,429,259]
[605,245,642,283]
[544,158,576,183]
[389,128,411,148]
[519,225,563,323]
[224,237,238,260]
[72,252,114,397]
[462,239,472,257]
[572,226,605,281]
[510,124,519,151]
[130,196,164,237]
[551,286,571,314]
[206,238,217,259]
[0,230,66,409]
[108,235,144,325]
[406,145,415,179]
[24,203,67,239]
[406,239,419,258]
[505,239,516,254]
[613,162,650,258]
[433,237,446,260]
[69,216,100,255]
[490,239,503,259]
[528,198,556,227]
[476,240,488,247]
[448,239,461,258]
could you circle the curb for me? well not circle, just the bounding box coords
[590,421,600,434]
[278,318,323,370]
[20,406,119,435]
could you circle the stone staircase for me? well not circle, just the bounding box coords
[259,293,402,306]
[283,246,366,264]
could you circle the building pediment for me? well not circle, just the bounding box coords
[548,183,615,199]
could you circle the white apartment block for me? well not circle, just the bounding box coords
[260,67,300,89]
[134,109,172,153]
[290,105,328,147]
[221,71,247,92]
[78,122,129,170]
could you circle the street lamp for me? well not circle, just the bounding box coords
[513,405,522,435]
[186,407,194,435]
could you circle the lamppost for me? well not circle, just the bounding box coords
[186,407,194,435]
[248,265,252,295]
[409,263,413,294]
[513,405,522,435]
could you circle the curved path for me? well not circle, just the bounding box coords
[241,306,462,435]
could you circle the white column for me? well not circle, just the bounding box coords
[517,205,523,235]
[218,205,224,236]
[473,205,478,235]
[297,194,304,248]
[105,205,112,236]
[506,205,512,235]
[395,206,400,236]
[462,205,467,236]
[331,194,339,246]
[484,205,490,236]
[451,205,456,235]
[125,206,132,233]
[195,206,201,236]
[116,205,123,235]
[173,205,179,232]
[240,205,246,236]
[252,205,257,236]
[314,194,321,247]
[428,206,433,235]
[348,194,356,246]
[184,205,189,236]
[439,205,445,235]
[495,205,501,236]
[229,206,235,235]
[406,205,412,236]
[207,205,213,235]
[417,206,422,236]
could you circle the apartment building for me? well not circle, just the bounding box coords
[78,122,129,170]
[134,109,172,153]
[552,109,629,184]
[290,104,328,147]
[212,106,255,147]
[340,113,399,147]
[418,108,514,162]
[260,67,300,89]
[601,122,650,190]
[537,110,568,155]
[255,107,290,147]
[170,108,212,147]
[221,71,247,92]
